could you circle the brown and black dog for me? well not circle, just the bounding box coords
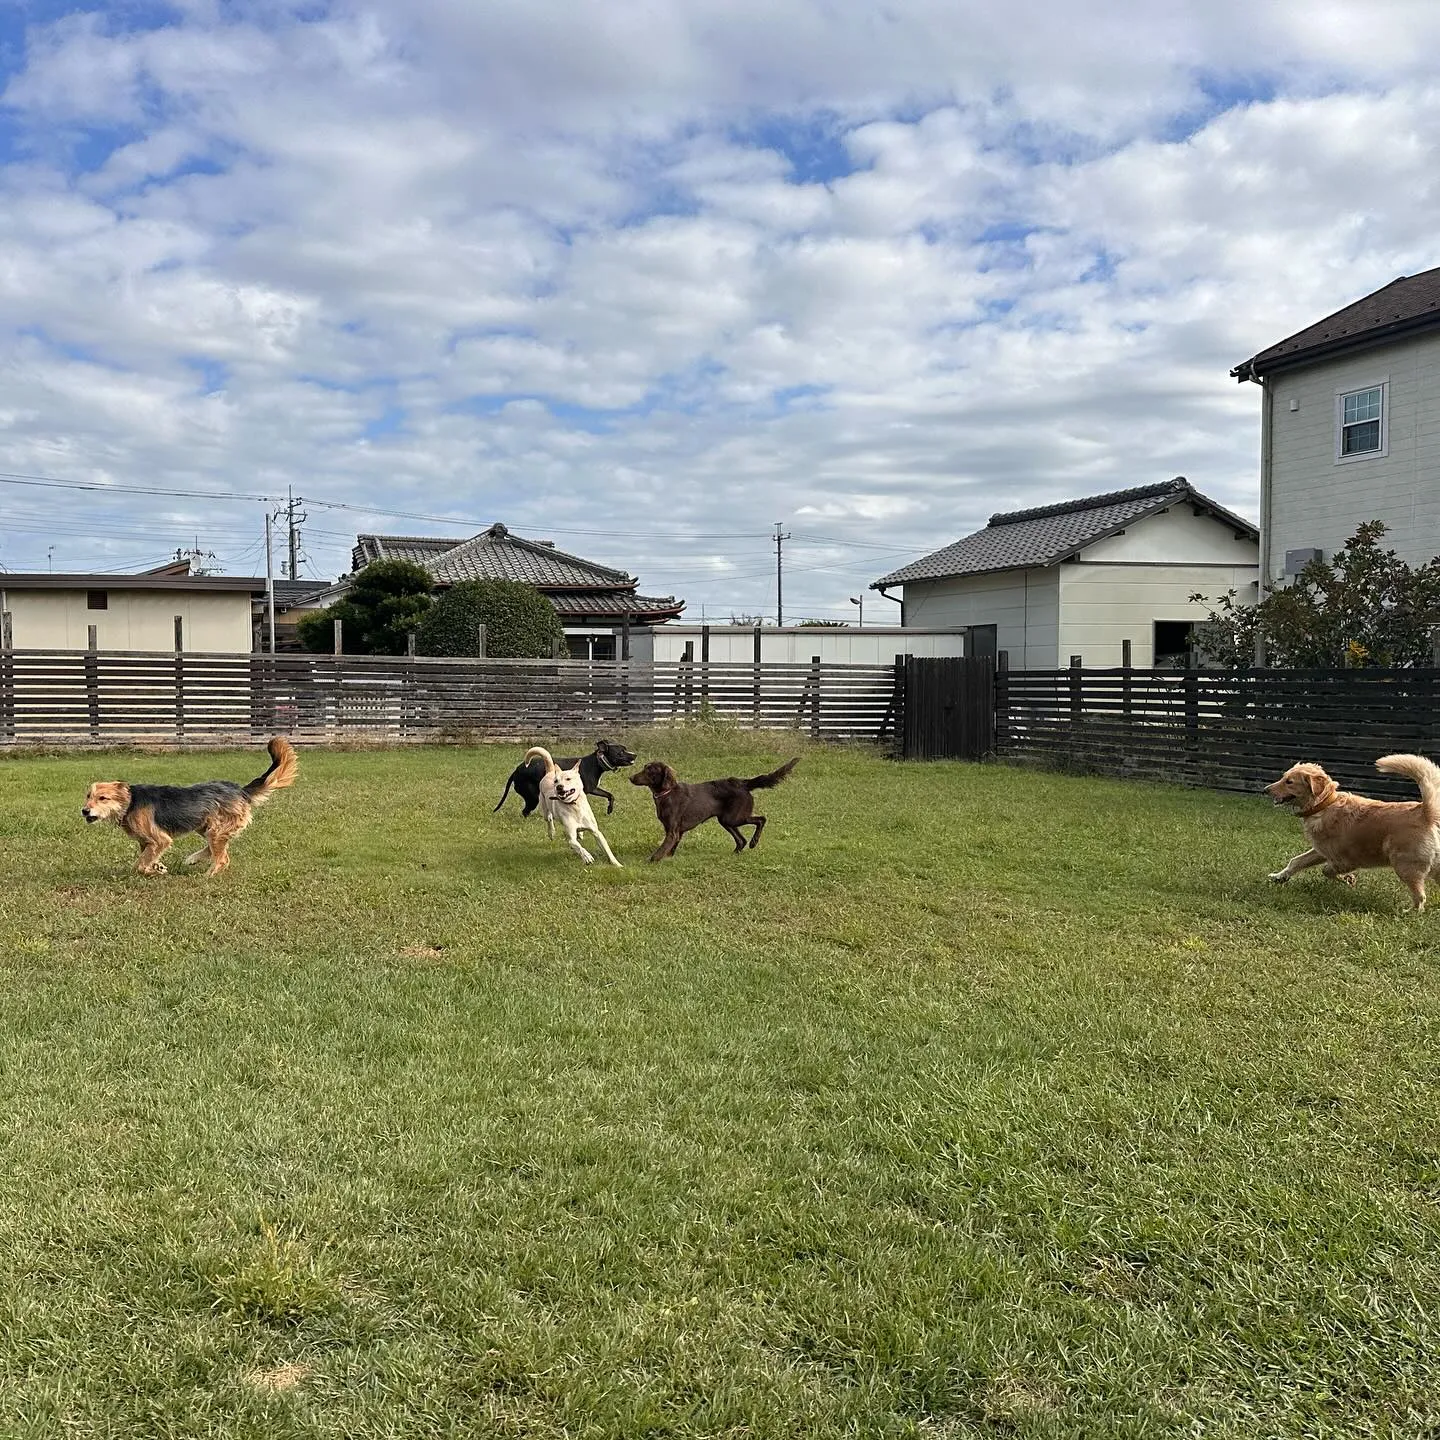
[630,757,798,861]
[81,737,299,877]
[1264,753,1440,909]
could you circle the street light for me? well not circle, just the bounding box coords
[849,594,863,627]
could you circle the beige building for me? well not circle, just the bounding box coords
[0,574,264,653]
[1233,265,1440,583]
[870,479,1259,668]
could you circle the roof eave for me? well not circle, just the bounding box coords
[1233,309,1440,382]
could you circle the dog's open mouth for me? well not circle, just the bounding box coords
[82,812,98,824]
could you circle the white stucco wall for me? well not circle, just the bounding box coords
[2,589,255,652]
[1057,562,1260,666]
[1263,330,1440,579]
[896,569,1060,668]
[1080,501,1257,565]
[630,625,966,664]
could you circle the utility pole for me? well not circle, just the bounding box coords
[264,512,277,654]
[284,487,307,579]
[774,521,791,627]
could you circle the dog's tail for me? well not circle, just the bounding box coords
[523,745,557,777]
[1376,753,1440,825]
[244,737,299,803]
[743,757,799,791]
[493,775,517,812]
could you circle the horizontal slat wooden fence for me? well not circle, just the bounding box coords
[996,665,1440,797]
[0,649,898,748]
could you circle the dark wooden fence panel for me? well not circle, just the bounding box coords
[900,656,995,760]
[996,666,1440,797]
[0,650,897,748]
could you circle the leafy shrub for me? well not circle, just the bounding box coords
[415,579,564,659]
[298,560,434,655]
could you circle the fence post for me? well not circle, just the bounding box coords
[752,625,762,728]
[1121,638,1132,724]
[407,631,416,657]
[680,639,695,714]
[86,625,100,742]
[1430,626,1440,668]
[1184,648,1200,747]
[994,649,1009,756]
[621,606,631,662]
[0,605,12,746]
[476,624,487,659]
[700,624,710,711]
[809,654,822,739]
[882,651,904,749]
[333,618,343,655]
[1069,654,1082,728]
[174,614,186,742]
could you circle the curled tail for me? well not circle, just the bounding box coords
[1376,753,1440,824]
[244,737,299,803]
[743,757,799,791]
[523,746,557,777]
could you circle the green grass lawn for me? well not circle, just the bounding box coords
[2,732,1439,1438]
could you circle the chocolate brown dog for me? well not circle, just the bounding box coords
[630,757,798,861]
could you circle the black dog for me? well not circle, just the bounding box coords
[494,739,637,817]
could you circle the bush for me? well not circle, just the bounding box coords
[414,579,565,659]
[298,560,434,655]
[1194,521,1440,669]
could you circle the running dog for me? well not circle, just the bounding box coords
[1265,753,1440,909]
[630,757,798,861]
[494,739,636,817]
[523,746,622,867]
[81,737,299,877]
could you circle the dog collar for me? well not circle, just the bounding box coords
[595,753,613,772]
[1299,792,1338,819]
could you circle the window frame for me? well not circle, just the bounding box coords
[1334,378,1388,464]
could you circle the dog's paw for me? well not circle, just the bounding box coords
[1339,873,1357,887]
[1267,870,1289,884]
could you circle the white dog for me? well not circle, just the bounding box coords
[523,746,622,867]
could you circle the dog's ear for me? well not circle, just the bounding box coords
[1300,766,1330,799]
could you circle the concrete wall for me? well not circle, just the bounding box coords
[1264,330,1440,580]
[1057,561,1260,667]
[2,589,255,652]
[896,569,1060,668]
[630,625,967,665]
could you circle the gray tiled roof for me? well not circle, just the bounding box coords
[547,590,683,620]
[1233,265,1440,379]
[351,534,467,571]
[429,525,633,587]
[871,478,1256,588]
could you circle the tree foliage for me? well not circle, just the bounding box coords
[1194,521,1440,669]
[297,560,434,655]
[414,578,564,659]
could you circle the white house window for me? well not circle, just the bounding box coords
[1336,382,1387,461]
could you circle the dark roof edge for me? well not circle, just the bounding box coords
[0,574,268,591]
[1232,309,1440,382]
[989,478,1186,527]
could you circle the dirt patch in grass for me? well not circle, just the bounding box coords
[244,1360,312,1392]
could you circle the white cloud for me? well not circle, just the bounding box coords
[0,1,1436,616]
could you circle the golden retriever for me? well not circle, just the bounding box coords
[1264,753,1440,909]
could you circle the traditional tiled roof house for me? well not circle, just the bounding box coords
[346,523,684,658]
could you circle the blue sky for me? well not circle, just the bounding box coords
[1,1,1438,617]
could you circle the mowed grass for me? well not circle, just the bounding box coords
[2,733,1439,1439]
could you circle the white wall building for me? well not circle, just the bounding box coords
[628,624,967,666]
[870,479,1259,669]
[1232,264,1440,584]
[0,573,264,653]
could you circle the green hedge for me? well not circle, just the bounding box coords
[414,579,564,659]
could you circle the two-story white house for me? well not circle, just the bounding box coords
[1232,265,1440,584]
